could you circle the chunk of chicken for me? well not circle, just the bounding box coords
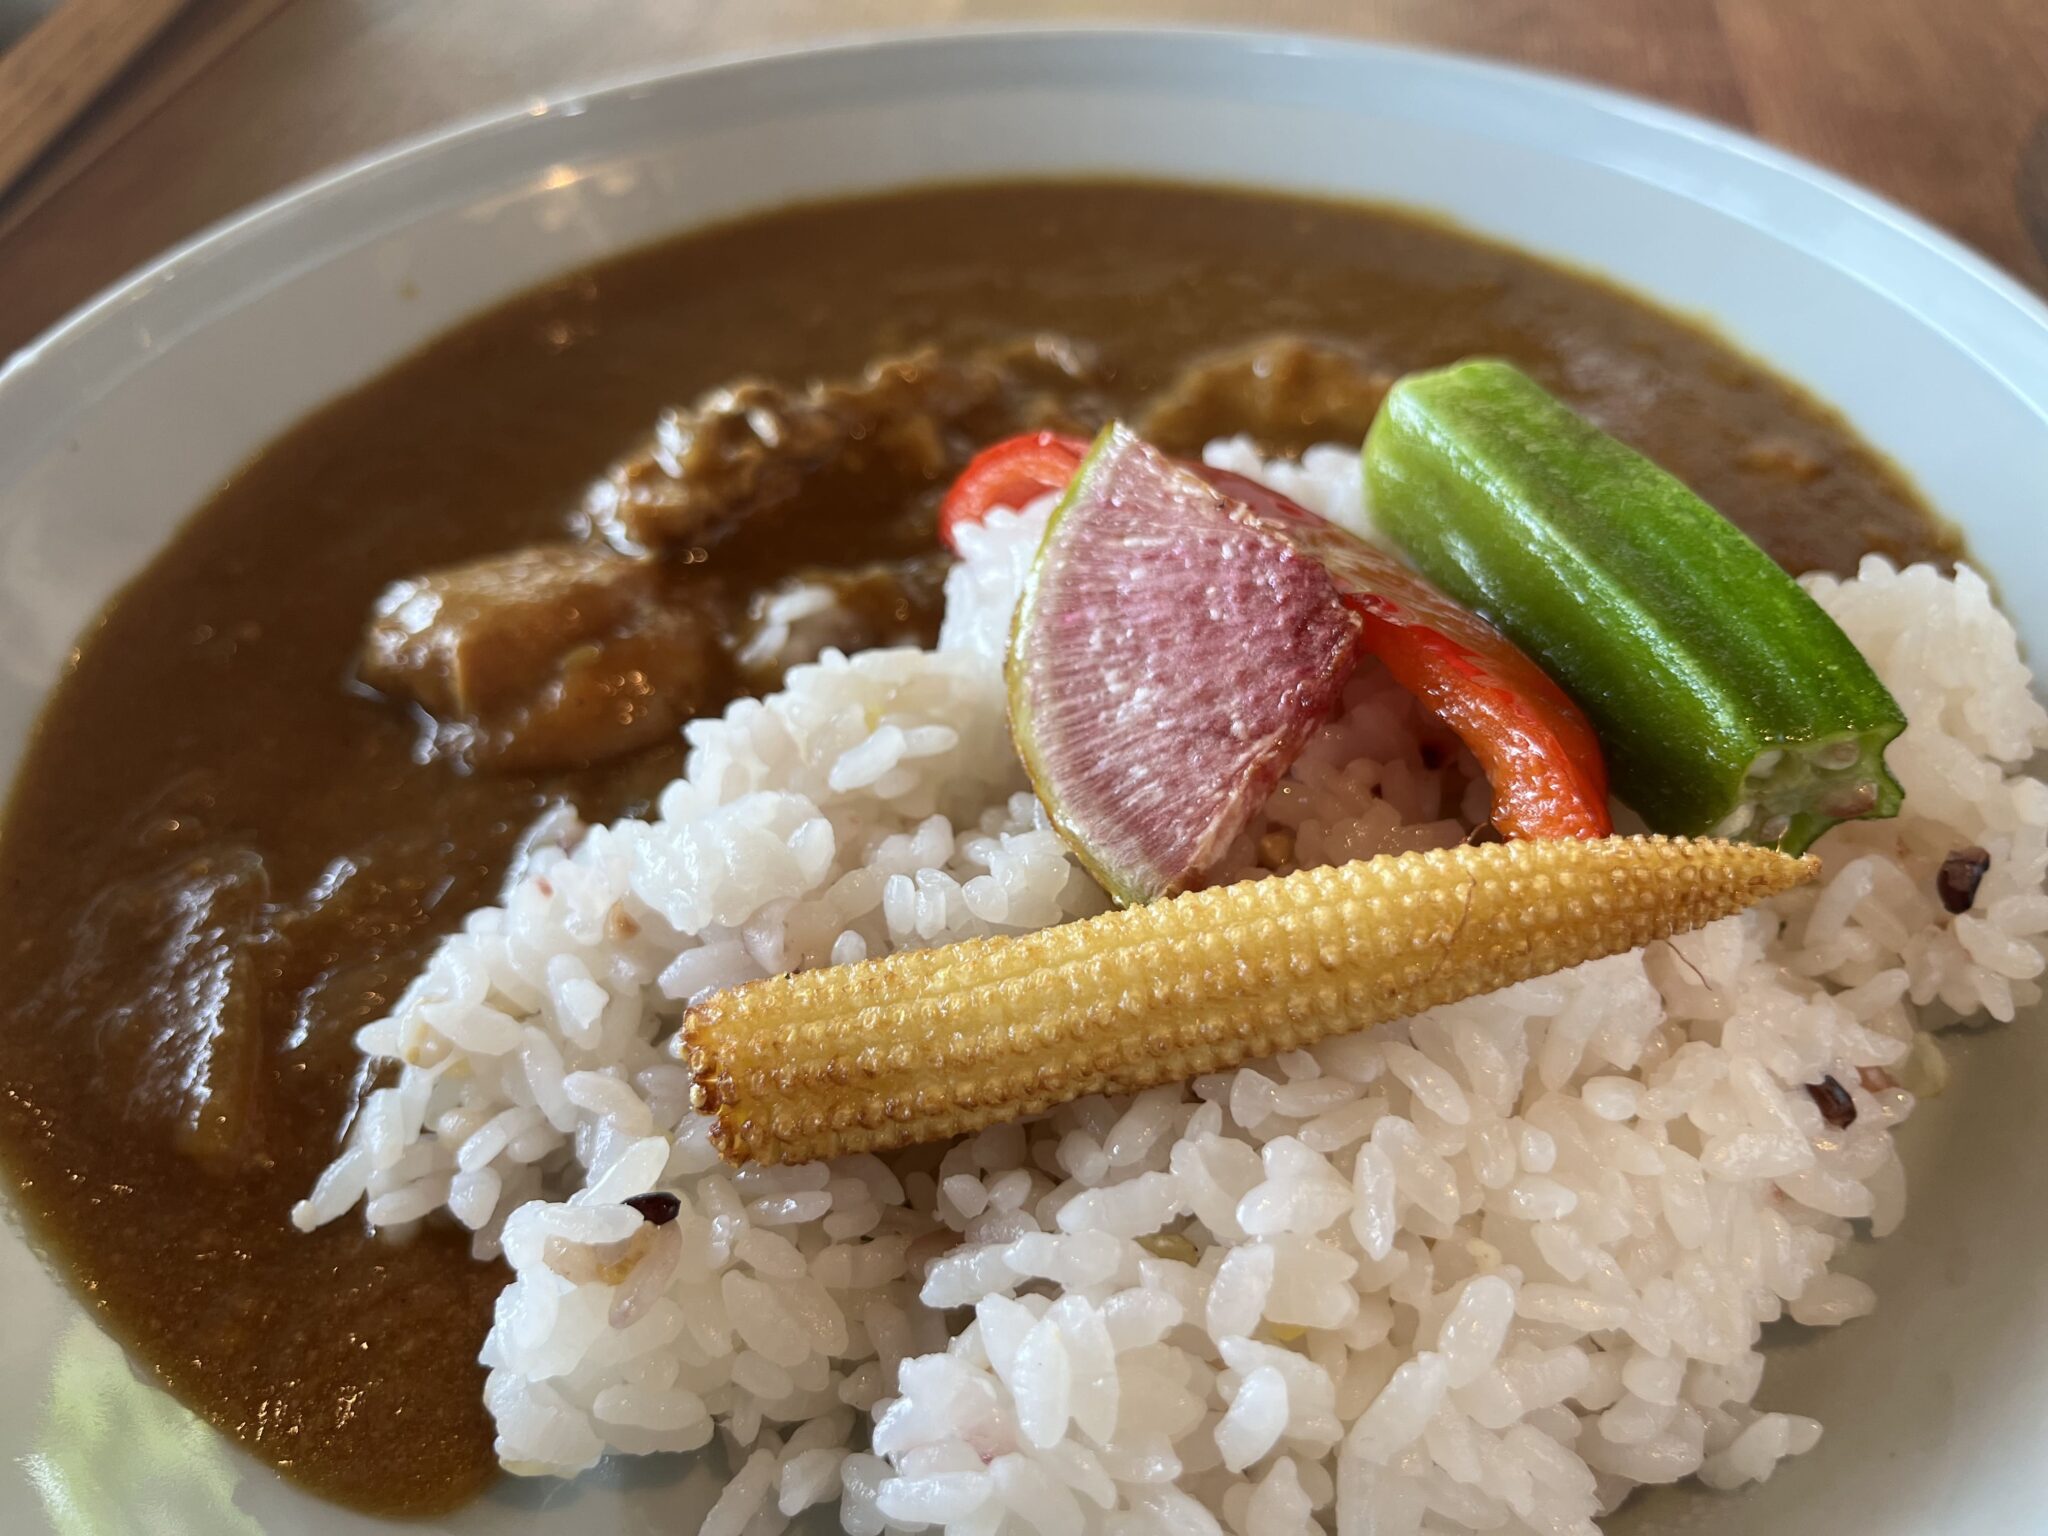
[1139,335,1394,456]
[360,545,724,770]
[361,336,1113,771]
[581,339,1109,555]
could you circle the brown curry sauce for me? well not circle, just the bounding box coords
[0,182,1954,1515]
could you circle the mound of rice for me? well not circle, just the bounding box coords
[294,439,2048,1536]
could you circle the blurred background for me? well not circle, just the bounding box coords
[1,0,2044,358]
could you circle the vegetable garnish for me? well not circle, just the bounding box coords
[679,835,1817,1165]
[939,431,1087,550]
[1366,359,1907,855]
[1008,425,1363,904]
[1226,490,1611,843]
[948,429,1611,860]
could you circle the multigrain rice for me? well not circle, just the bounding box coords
[296,442,2048,1534]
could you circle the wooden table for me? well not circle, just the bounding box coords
[4,0,2047,361]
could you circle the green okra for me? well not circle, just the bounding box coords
[1364,359,1905,855]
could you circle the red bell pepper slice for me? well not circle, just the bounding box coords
[938,432,1089,550]
[941,432,1612,841]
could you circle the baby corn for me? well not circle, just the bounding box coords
[679,835,1815,1165]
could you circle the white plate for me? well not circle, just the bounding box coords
[2,26,2045,1536]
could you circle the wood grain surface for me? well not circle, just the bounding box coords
[0,0,190,198]
[1,0,2045,361]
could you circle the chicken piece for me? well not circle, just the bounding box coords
[1139,335,1394,456]
[581,339,1110,555]
[975,332,1117,435]
[361,336,1112,767]
[361,545,725,770]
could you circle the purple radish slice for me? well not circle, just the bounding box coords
[1007,423,1364,904]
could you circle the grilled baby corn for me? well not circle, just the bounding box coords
[679,836,1815,1164]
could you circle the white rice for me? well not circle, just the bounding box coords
[296,441,2048,1535]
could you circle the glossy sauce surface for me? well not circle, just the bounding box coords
[0,182,1953,1514]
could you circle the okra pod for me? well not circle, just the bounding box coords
[1365,359,1905,854]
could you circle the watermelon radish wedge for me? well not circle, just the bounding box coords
[1008,425,1364,904]
[960,430,1612,849]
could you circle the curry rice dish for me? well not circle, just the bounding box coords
[1,182,2041,1536]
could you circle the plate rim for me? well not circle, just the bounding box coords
[6,21,2048,400]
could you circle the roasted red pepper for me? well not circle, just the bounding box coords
[941,432,1611,841]
[939,432,1090,550]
